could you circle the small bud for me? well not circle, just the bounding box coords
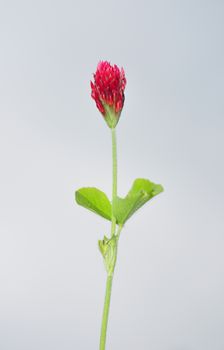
[91,61,127,128]
[98,235,118,275]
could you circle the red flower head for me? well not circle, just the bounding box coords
[91,61,127,128]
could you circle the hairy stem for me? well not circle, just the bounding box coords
[111,127,117,237]
[99,128,118,350]
[99,275,113,350]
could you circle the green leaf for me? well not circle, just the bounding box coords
[75,187,112,221]
[114,178,164,224]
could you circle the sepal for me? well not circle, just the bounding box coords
[103,103,120,129]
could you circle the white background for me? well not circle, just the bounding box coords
[0,0,224,349]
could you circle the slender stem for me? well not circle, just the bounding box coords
[99,128,118,350]
[99,275,113,350]
[116,224,123,239]
[111,128,117,237]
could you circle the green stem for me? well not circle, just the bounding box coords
[99,275,113,350]
[111,128,117,237]
[116,224,123,238]
[99,128,118,350]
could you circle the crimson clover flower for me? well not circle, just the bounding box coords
[90,61,127,128]
[76,61,164,350]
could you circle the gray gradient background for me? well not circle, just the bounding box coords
[0,0,224,349]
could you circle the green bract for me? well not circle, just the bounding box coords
[75,178,163,225]
[103,103,121,129]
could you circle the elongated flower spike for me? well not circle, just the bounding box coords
[91,61,126,128]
